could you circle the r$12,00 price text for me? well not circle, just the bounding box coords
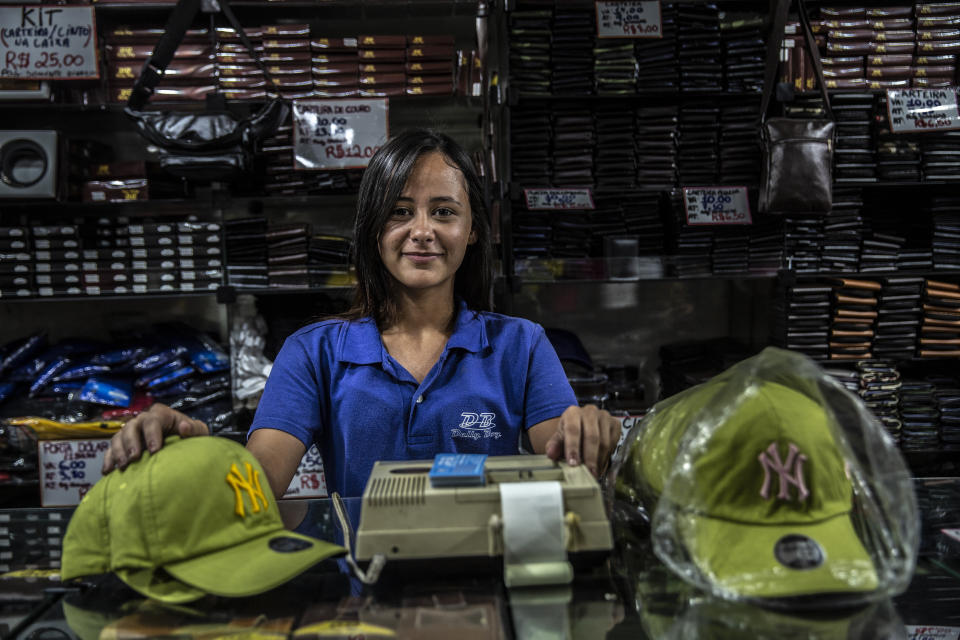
[323,144,380,159]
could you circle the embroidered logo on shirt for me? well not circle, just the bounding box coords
[452,412,502,440]
[226,461,269,517]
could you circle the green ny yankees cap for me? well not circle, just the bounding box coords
[61,436,345,603]
[613,347,918,605]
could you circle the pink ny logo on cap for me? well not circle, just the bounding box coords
[758,442,810,502]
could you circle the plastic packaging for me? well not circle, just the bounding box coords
[0,332,47,377]
[90,346,147,367]
[102,392,153,420]
[0,382,14,404]
[9,339,104,382]
[4,417,123,440]
[144,365,195,391]
[230,309,273,402]
[132,346,188,373]
[190,349,229,373]
[49,381,85,395]
[606,346,919,609]
[29,357,73,397]
[52,362,112,383]
[79,378,133,408]
[133,359,186,389]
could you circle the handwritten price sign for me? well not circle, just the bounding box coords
[524,188,595,210]
[293,98,388,170]
[887,88,960,133]
[0,6,98,80]
[283,444,327,499]
[38,439,109,507]
[596,1,663,39]
[905,625,960,640]
[683,186,753,226]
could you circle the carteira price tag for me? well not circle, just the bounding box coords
[0,5,99,80]
[282,444,327,499]
[905,625,960,640]
[682,186,752,225]
[38,439,109,507]
[524,188,595,210]
[886,88,960,133]
[293,98,388,170]
[596,1,663,39]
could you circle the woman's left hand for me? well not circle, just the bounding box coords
[539,405,622,478]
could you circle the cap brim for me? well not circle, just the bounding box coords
[163,531,345,599]
[115,567,208,604]
[678,510,879,600]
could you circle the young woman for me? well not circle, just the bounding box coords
[102,129,621,498]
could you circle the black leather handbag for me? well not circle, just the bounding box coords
[758,0,835,215]
[125,0,289,182]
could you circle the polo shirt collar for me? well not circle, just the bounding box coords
[447,299,488,354]
[337,299,488,365]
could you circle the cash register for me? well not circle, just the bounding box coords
[351,455,613,587]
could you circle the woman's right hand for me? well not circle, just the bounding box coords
[102,403,209,474]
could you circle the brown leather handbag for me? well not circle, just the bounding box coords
[758,0,835,215]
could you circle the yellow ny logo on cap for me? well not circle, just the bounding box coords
[226,462,269,517]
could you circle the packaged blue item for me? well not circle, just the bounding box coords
[51,362,111,382]
[191,350,229,373]
[29,357,73,397]
[168,388,229,411]
[133,359,186,388]
[187,373,230,394]
[132,346,188,373]
[0,332,47,377]
[144,365,195,391]
[0,382,15,404]
[49,381,86,395]
[90,346,145,367]
[10,339,105,382]
[79,378,133,408]
[147,378,193,398]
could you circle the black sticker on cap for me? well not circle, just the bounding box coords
[774,534,825,570]
[268,536,313,553]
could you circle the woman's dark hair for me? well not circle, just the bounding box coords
[344,128,493,327]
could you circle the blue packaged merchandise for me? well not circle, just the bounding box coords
[134,359,187,388]
[429,453,488,487]
[144,365,195,391]
[191,350,229,373]
[79,378,133,408]
[90,346,146,367]
[132,346,188,373]
[52,362,111,382]
[0,332,47,377]
[0,382,14,404]
[29,357,73,397]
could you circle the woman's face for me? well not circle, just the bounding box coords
[378,151,476,298]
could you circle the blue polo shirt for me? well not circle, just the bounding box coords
[249,301,577,497]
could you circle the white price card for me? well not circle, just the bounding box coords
[0,5,99,80]
[293,98,388,170]
[596,1,663,39]
[282,444,327,499]
[906,626,960,640]
[38,439,109,507]
[886,88,960,133]
[524,188,595,210]
[682,186,752,225]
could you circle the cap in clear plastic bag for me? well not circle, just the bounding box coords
[606,347,919,609]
